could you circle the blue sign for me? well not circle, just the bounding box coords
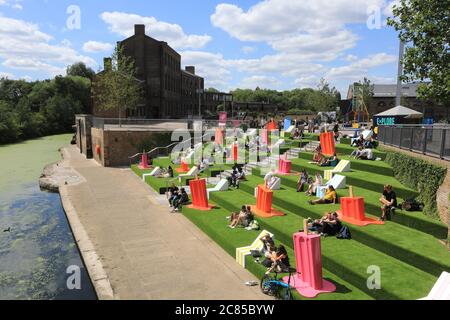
[375,117,396,126]
[284,118,292,131]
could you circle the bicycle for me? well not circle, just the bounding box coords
[260,267,297,300]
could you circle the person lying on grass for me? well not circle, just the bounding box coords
[228,206,253,229]
[171,188,189,212]
[379,184,397,221]
[305,173,323,196]
[308,185,337,205]
[296,169,309,192]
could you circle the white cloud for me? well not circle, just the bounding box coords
[180,51,231,89]
[239,75,281,89]
[100,11,211,50]
[241,46,256,54]
[0,16,96,78]
[0,0,23,10]
[344,54,359,62]
[325,53,397,82]
[211,0,387,42]
[82,41,113,53]
[0,71,14,79]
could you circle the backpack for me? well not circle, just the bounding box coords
[336,225,352,240]
[402,198,424,211]
[247,220,260,231]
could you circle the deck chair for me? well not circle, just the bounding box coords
[332,160,351,173]
[246,129,258,137]
[285,125,296,134]
[207,179,229,199]
[178,166,199,178]
[420,272,450,300]
[184,151,195,164]
[324,170,333,181]
[142,167,162,181]
[326,174,346,189]
[236,230,274,268]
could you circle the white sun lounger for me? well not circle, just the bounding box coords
[178,166,199,178]
[419,272,450,300]
[236,230,274,268]
[207,179,229,199]
[142,167,162,181]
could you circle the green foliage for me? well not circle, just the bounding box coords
[66,62,95,80]
[230,81,340,112]
[388,0,450,105]
[92,44,144,121]
[385,151,447,218]
[0,69,92,145]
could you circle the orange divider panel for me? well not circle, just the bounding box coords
[338,197,384,226]
[176,161,189,173]
[187,178,213,211]
[320,132,336,156]
[233,143,238,162]
[215,128,224,145]
[249,185,285,218]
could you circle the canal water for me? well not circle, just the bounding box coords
[0,135,96,300]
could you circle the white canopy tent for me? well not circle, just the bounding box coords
[374,105,423,119]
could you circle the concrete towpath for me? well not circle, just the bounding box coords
[60,145,270,300]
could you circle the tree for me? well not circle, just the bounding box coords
[388,0,450,104]
[92,45,144,125]
[66,62,95,80]
[205,88,220,93]
[356,77,374,109]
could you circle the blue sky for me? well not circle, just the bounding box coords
[0,0,401,95]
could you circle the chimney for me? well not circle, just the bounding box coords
[103,57,112,71]
[135,24,145,36]
[185,66,195,75]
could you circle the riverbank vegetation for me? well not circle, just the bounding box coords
[0,63,93,145]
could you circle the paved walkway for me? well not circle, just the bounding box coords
[61,146,270,300]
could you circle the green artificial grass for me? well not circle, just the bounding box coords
[210,189,437,300]
[238,175,450,278]
[182,206,374,300]
[133,141,450,300]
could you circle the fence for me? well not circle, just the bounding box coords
[378,125,450,160]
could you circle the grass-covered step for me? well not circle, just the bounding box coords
[288,158,417,200]
[269,174,446,238]
[182,206,373,300]
[298,152,394,176]
[335,144,387,160]
[238,176,450,277]
[210,190,437,300]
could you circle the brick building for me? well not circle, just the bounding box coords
[93,24,212,119]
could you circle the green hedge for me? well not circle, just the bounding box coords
[384,152,447,218]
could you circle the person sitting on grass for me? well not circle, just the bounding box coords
[171,188,189,212]
[297,169,309,192]
[229,169,240,189]
[319,153,339,167]
[237,167,246,181]
[313,145,323,163]
[379,184,397,221]
[308,185,337,205]
[308,212,342,236]
[265,245,290,274]
[305,173,323,196]
[167,183,179,208]
[357,148,374,160]
[228,206,251,229]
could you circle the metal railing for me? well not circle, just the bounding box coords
[378,124,450,160]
